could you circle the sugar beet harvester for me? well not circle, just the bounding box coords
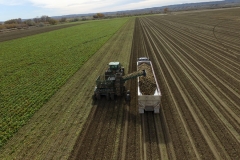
[93,58,161,114]
[93,61,146,101]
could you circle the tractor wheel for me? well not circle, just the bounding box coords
[106,94,110,100]
[96,94,101,100]
[110,93,114,100]
[92,94,97,100]
[122,86,126,93]
[122,67,125,75]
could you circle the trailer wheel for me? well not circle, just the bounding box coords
[125,90,131,101]
[139,108,144,114]
[125,94,131,101]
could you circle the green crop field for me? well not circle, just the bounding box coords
[0,18,129,148]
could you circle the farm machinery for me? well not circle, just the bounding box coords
[93,61,146,101]
[137,57,161,113]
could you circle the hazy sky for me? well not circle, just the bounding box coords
[0,0,220,21]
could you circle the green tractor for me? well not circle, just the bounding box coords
[105,62,125,79]
[93,61,146,101]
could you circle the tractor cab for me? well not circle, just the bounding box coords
[105,62,125,79]
[109,62,121,71]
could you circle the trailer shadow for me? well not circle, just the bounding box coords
[141,111,170,145]
[92,96,170,146]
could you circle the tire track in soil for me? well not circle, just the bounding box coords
[81,100,117,160]
[119,59,132,160]
[95,99,125,160]
[118,108,128,160]
[148,19,221,158]
[151,20,240,136]
[137,18,154,160]
[139,17,216,159]
[70,11,240,160]
[138,17,175,160]
[146,16,240,139]
[73,82,125,157]
[138,14,240,159]
[70,72,126,159]
[147,17,240,131]
[130,18,145,160]
[102,98,125,160]
[70,100,107,159]
[125,34,140,160]
[163,30,240,158]
[143,113,160,159]
[132,18,170,160]
[144,37,182,160]
[69,19,135,160]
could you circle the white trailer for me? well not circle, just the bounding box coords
[137,57,161,113]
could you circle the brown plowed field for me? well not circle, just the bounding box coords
[134,8,240,159]
[71,8,240,160]
[1,8,240,160]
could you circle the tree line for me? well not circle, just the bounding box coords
[0,15,64,30]
[0,13,107,30]
[0,9,169,30]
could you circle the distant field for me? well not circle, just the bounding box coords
[0,18,129,148]
[0,22,86,42]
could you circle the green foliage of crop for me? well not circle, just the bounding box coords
[0,18,129,148]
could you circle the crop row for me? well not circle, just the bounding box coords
[0,18,129,148]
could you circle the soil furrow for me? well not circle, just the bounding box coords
[137,12,240,159]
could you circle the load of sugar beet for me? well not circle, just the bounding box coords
[138,63,157,95]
